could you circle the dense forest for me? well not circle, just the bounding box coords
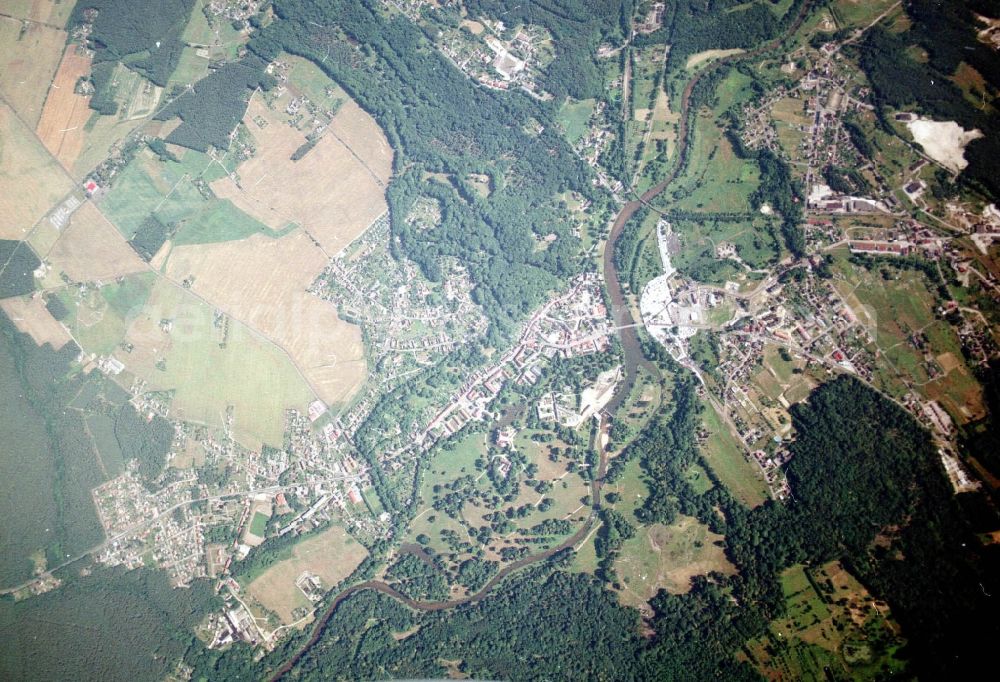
[636,0,801,73]
[0,241,40,298]
[0,566,217,682]
[72,0,196,97]
[0,308,176,589]
[154,57,272,152]
[209,374,998,680]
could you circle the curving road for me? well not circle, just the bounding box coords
[269,4,815,678]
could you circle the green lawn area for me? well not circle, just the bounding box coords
[283,53,347,110]
[249,511,268,537]
[699,399,768,507]
[556,98,595,145]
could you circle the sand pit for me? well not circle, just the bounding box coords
[906,118,983,172]
[0,101,73,239]
[0,295,72,349]
[211,95,390,255]
[165,232,366,405]
[0,18,66,126]
[35,46,93,170]
[46,202,147,282]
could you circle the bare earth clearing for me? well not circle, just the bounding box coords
[906,118,983,172]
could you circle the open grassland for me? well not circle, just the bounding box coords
[283,53,347,113]
[0,17,65,126]
[100,148,283,246]
[700,398,769,507]
[60,272,155,355]
[406,427,591,572]
[0,295,71,349]
[164,231,366,406]
[35,46,93,170]
[211,94,390,255]
[247,524,367,625]
[615,515,736,607]
[829,0,900,30]
[0,101,73,240]
[1,0,74,26]
[45,202,147,283]
[117,278,314,448]
[662,70,759,213]
[556,98,595,144]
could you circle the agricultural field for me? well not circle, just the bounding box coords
[833,258,985,422]
[35,46,94,170]
[43,202,147,283]
[211,92,390,255]
[0,101,73,240]
[246,524,367,625]
[164,231,366,407]
[0,17,65,126]
[115,277,315,448]
[0,294,71,350]
[614,515,736,607]
[99,147,282,254]
[699,398,769,507]
[659,70,760,214]
[57,272,155,355]
[1,0,74,26]
[746,562,907,680]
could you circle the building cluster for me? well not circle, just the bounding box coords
[420,273,613,446]
[431,13,549,95]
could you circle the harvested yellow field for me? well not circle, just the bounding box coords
[2,0,75,25]
[45,202,147,282]
[35,46,93,170]
[0,295,72,349]
[165,232,366,406]
[0,17,66,126]
[0,100,73,239]
[211,95,390,255]
[326,99,393,182]
[117,278,315,448]
[247,524,367,624]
